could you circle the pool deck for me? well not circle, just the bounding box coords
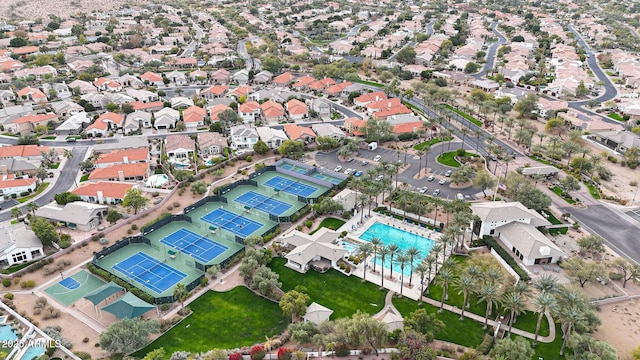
[338,211,447,301]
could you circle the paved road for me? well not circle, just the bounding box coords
[0,147,87,222]
[314,140,480,200]
[182,18,205,58]
[474,22,507,80]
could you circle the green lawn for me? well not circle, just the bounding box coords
[133,287,288,357]
[49,162,60,169]
[271,257,386,319]
[548,227,569,235]
[540,210,562,225]
[528,155,558,167]
[65,135,81,140]
[551,186,576,204]
[607,113,624,122]
[41,136,56,140]
[355,80,384,88]
[393,296,487,348]
[437,151,477,168]
[585,183,601,199]
[413,137,453,151]
[17,183,49,203]
[309,217,346,235]
[80,174,90,182]
[443,104,483,127]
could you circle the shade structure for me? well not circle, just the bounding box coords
[303,302,333,325]
[83,281,124,306]
[101,292,155,319]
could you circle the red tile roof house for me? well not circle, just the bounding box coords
[9,113,58,135]
[372,105,413,120]
[284,124,316,143]
[238,101,261,125]
[260,100,286,124]
[353,91,388,107]
[227,86,253,101]
[72,181,136,204]
[140,71,164,86]
[16,87,47,103]
[324,81,352,98]
[273,71,296,87]
[88,163,149,182]
[95,148,149,168]
[198,85,228,100]
[130,101,164,112]
[93,77,123,92]
[291,76,316,91]
[286,99,308,121]
[85,112,124,137]
[0,174,37,197]
[0,145,49,160]
[197,132,228,156]
[343,117,366,136]
[209,104,232,121]
[309,77,337,92]
[165,134,196,162]
[182,105,207,130]
[211,69,231,84]
[392,121,425,135]
[365,98,403,115]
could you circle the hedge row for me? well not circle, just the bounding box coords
[87,263,155,303]
[483,236,531,282]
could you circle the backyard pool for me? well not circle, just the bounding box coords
[358,222,435,276]
[21,346,45,360]
[0,325,18,341]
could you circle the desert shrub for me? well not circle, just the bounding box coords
[131,224,138,230]
[2,278,11,287]
[59,238,71,249]
[609,272,623,281]
[99,238,109,245]
[73,352,91,360]
[42,306,61,320]
[334,342,350,357]
[173,202,180,207]
[304,220,313,228]
[3,293,13,300]
[20,280,36,289]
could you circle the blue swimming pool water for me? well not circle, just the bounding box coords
[0,325,18,341]
[21,346,45,360]
[359,222,435,276]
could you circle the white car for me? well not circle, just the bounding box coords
[419,187,429,194]
[374,155,382,161]
[439,178,447,185]
[457,193,464,200]
[344,168,353,175]
[334,165,342,172]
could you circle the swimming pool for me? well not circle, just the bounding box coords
[359,222,435,276]
[0,325,18,341]
[21,346,45,360]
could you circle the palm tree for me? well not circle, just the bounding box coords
[534,274,559,294]
[357,193,370,223]
[11,207,22,222]
[559,306,583,355]
[474,129,483,153]
[431,197,444,227]
[406,247,420,286]
[437,267,454,312]
[415,262,428,305]
[424,254,437,295]
[350,177,364,205]
[532,292,558,346]
[478,284,499,329]
[422,144,431,173]
[431,243,443,273]
[378,246,389,288]
[397,190,411,220]
[513,281,530,297]
[485,267,503,287]
[455,273,475,320]
[502,291,525,337]
[26,202,39,217]
[357,243,374,282]
[396,252,409,296]
[370,237,382,273]
[416,149,425,176]
[387,244,399,280]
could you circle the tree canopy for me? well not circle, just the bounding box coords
[100,318,160,354]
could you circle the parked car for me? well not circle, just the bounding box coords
[427,175,435,182]
[444,170,452,177]
[432,189,441,197]
[361,160,369,166]
[439,178,447,185]
[457,193,464,200]
[354,170,363,177]
[375,174,384,181]
[334,165,342,172]
[374,155,382,161]
[419,187,429,194]
[346,158,354,162]
[344,168,353,175]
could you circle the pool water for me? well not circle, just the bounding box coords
[21,346,45,360]
[311,172,342,185]
[0,325,18,341]
[359,222,435,276]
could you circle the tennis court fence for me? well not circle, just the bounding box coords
[93,236,150,261]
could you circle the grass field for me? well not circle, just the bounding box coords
[607,113,624,122]
[548,227,569,235]
[309,217,346,235]
[551,186,576,204]
[413,137,453,151]
[443,104,484,127]
[437,151,478,167]
[585,183,601,199]
[17,183,49,203]
[271,257,386,319]
[134,287,288,356]
[540,210,562,225]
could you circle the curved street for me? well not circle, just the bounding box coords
[475,22,507,79]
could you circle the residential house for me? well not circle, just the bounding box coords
[291,76,316,91]
[471,201,565,266]
[0,145,48,160]
[209,103,232,121]
[16,87,47,103]
[93,77,123,92]
[189,69,208,85]
[166,70,187,85]
[0,174,37,197]
[95,148,149,168]
[68,80,96,94]
[85,112,124,137]
[253,70,273,84]
[140,71,164,86]
[0,223,44,267]
[199,85,228,100]
[230,124,259,150]
[153,107,180,129]
[309,78,337,93]
[42,83,71,99]
[118,74,145,89]
[312,123,345,141]
[232,69,250,85]
[170,96,194,109]
[0,159,37,176]
[182,106,207,130]
[165,134,195,161]
[72,181,136,204]
[49,100,83,119]
[324,81,351,98]
[0,90,16,106]
[55,112,91,135]
[197,132,227,156]
[256,126,288,149]
[238,101,261,125]
[286,99,308,121]
[88,163,149,181]
[343,117,366,136]
[273,71,295,87]
[260,100,286,123]
[590,130,640,154]
[10,113,58,134]
[131,101,164,113]
[284,124,316,143]
[227,86,253,101]
[308,98,331,117]
[353,91,388,107]
[125,89,159,103]
[34,202,108,232]
[211,69,231,84]
[123,111,152,134]
[80,93,109,109]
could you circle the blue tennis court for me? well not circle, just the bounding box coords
[113,252,186,294]
[59,277,80,290]
[235,191,293,216]
[264,176,318,197]
[201,208,263,237]
[161,228,228,263]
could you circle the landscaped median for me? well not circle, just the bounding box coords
[442,104,484,127]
